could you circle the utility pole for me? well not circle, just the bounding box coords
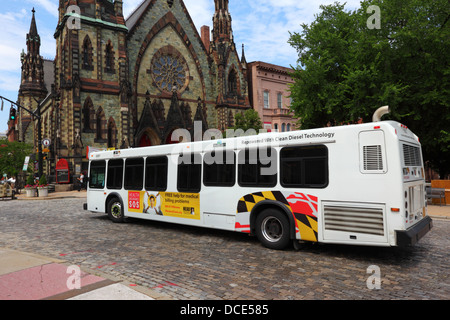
[35,98,43,178]
[0,95,43,178]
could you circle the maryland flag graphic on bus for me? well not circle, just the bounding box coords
[236,191,318,242]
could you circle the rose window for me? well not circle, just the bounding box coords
[152,55,187,92]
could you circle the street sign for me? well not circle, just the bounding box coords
[42,138,51,147]
[23,156,30,171]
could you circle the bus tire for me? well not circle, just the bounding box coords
[255,209,291,250]
[107,197,124,223]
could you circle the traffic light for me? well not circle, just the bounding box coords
[9,108,16,121]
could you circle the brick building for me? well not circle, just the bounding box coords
[247,61,297,133]
[7,0,249,179]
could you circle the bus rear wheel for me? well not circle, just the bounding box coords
[107,198,124,223]
[255,209,291,250]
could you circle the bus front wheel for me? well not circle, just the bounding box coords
[255,209,291,250]
[107,198,124,223]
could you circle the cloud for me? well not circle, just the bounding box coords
[123,0,146,18]
[0,9,30,73]
[0,71,21,92]
[183,0,214,30]
[0,5,55,133]
[230,0,362,67]
[124,0,214,33]
[121,0,363,67]
[27,0,59,18]
[230,1,303,67]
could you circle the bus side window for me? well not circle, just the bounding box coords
[107,159,124,190]
[280,145,328,188]
[124,158,144,190]
[203,150,235,187]
[145,156,168,191]
[178,154,202,193]
[89,160,106,189]
[238,148,277,187]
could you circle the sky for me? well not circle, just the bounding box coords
[0,0,362,134]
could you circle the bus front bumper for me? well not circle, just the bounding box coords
[396,216,433,247]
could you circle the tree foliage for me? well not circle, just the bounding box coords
[0,138,33,177]
[288,0,450,176]
[232,109,263,132]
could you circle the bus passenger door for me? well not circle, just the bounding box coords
[87,160,107,212]
[201,150,237,231]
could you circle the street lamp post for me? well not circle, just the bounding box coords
[36,99,43,178]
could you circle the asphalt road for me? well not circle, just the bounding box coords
[0,198,448,300]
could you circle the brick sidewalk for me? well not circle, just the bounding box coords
[15,189,87,201]
[427,204,450,219]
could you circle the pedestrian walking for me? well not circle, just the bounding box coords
[77,172,85,191]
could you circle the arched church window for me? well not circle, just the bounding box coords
[96,107,106,141]
[228,69,237,95]
[82,97,94,131]
[105,41,115,73]
[107,118,116,149]
[82,36,93,70]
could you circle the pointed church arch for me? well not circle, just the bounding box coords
[82,35,94,70]
[107,117,117,149]
[226,64,241,97]
[228,68,237,95]
[95,107,106,141]
[104,40,115,73]
[165,128,184,145]
[138,128,160,147]
[82,96,95,132]
[132,11,207,118]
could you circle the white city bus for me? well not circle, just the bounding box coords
[84,120,432,249]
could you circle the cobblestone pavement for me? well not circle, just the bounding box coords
[0,198,448,300]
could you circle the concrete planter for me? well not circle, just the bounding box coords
[26,188,36,197]
[38,187,48,197]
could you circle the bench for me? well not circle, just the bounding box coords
[426,186,446,206]
[48,184,56,193]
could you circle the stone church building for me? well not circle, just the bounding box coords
[9,0,250,177]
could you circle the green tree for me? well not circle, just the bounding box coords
[39,174,48,187]
[232,109,263,133]
[288,0,450,176]
[0,139,33,177]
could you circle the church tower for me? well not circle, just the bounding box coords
[211,0,249,130]
[212,0,233,44]
[53,0,130,172]
[17,8,48,143]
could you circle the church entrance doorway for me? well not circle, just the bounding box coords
[138,129,159,148]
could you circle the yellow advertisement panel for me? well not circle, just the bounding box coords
[127,191,200,220]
